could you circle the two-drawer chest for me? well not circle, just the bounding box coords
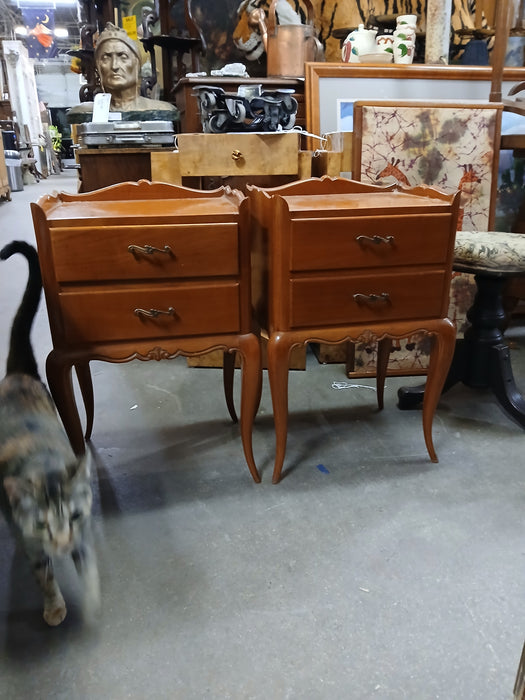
[31,180,262,482]
[248,176,461,482]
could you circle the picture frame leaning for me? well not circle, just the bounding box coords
[303,63,522,377]
[305,62,525,139]
[349,99,502,377]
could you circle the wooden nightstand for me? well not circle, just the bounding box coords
[31,180,262,482]
[248,177,461,483]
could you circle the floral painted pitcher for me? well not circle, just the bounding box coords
[342,24,377,63]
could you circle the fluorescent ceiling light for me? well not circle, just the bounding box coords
[16,0,78,7]
[14,22,69,38]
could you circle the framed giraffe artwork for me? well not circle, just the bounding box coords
[305,63,523,140]
[346,99,503,378]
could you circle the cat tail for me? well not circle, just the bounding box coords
[1,240,42,378]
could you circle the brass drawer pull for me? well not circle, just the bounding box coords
[128,244,173,256]
[231,149,243,161]
[353,292,391,304]
[356,235,395,245]
[134,306,176,318]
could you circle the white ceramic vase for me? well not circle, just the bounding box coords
[393,35,415,64]
[394,14,417,64]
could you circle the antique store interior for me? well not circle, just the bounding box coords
[2,1,525,698]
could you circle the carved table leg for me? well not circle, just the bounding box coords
[267,333,294,484]
[422,322,456,462]
[489,343,525,427]
[74,362,94,440]
[399,274,525,428]
[238,334,262,483]
[46,350,85,455]
[376,338,392,410]
[222,351,238,423]
[397,339,465,410]
[441,340,467,393]
[459,275,525,426]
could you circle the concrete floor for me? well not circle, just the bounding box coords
[0,170,524,699]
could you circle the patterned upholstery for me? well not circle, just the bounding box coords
[455,230,525,275]
[350,100,502,377]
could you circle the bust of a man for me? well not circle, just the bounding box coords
[68,23,178,124]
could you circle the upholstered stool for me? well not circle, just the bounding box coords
[398,230,525,427]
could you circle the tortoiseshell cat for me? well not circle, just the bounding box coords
[0,241,99,626]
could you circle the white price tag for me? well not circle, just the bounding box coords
[92,93,111,123]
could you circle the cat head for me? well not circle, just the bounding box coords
[3,452,93,556]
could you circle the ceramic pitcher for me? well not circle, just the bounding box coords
[342,24,378,63]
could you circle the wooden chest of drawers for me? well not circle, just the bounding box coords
[248,177,461,482]
[271,191,456,330]
[31,180,261,482]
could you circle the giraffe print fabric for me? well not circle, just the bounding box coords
[347,101,501,376]
[358,103,499,232]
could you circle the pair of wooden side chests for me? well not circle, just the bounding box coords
[31,176,460,483]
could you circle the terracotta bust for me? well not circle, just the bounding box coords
[68,23,178,124]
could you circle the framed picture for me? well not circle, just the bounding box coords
[348,99,502,377]
[353,100,502,230]
[305,63,525,137]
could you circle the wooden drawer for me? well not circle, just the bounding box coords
[58,282,241,343]
[289,214,452,272]
[176,132,301,177]
[50,223,239,282]
[290,270,447,328]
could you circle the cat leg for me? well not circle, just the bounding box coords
[32,555,67,626]
[72,530,100,621]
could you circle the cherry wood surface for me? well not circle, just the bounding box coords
[289,213,452,271]
[248,176,461,483]
[50,223,240,281]
[31,179,262,483]
[76,148,155,192]
[289,271,447,328]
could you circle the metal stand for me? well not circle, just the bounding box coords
[398,272,525,428]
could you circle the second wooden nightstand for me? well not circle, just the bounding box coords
[248,177,461,483]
